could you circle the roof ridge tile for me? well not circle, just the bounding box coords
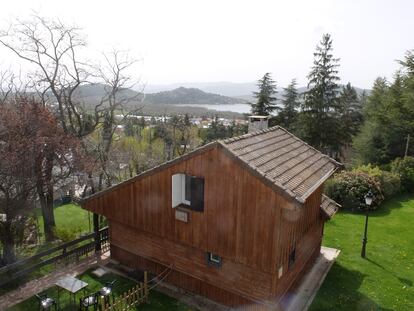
[222,126,280,144]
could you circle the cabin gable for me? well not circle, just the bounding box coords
[83,144,293,274]
[81,126,341,305]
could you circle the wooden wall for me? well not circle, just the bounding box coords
[109,220,273,301]
[82,144,325,305]
[274,187,324,297]
[111,245,277,310]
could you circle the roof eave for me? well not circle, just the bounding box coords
[298,166,340,202]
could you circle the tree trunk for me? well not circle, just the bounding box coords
[37,152,56,242]
[1,222,16,265]
[39,189,55,241]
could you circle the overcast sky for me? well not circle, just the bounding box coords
[0,0,413,89]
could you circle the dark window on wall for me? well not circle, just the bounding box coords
[288,247,296,269]
[190,177,204,212]
[172,174,204,212]
[185,175,192,202]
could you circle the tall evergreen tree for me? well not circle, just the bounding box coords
[299,33,342,157]
[338,83,363,147]
[251,73,278,115]
[353,63,414,164]
[277,79,300,130]
[206,115,227,142]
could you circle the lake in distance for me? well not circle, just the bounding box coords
[176,103,251,114]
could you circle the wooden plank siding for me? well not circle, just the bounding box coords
[274,187,324,297]
[110,221,273,301]
[82,144,326,306]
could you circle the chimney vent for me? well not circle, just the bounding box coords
[248,115,269,133]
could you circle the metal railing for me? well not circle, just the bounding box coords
[0,226,109,288]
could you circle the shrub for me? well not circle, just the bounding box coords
[325,171,384,210]
[379,171,401,198]
[391,156,414,192]
[352,164,401,198]
[54,226,82,242]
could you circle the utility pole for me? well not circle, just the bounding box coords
[405,134,410,158]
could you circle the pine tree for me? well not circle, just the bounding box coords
[251,73,278,115]
[300,33,342,157]
[278,79,300,130]
[353,50,414,164]
[339,83,363,146]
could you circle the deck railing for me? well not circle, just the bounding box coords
[0,226,109,288]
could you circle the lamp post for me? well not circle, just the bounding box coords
[361,190,373,258]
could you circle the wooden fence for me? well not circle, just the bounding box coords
[0,226,109,288]
[102,271,149,311]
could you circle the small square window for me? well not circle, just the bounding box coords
[206,252,222,267]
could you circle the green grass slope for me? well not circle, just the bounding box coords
[310,194,414,310]
[37,203,92,242]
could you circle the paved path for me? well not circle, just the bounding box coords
[0,251,110,310]
[132,247,339,311]
[284,246,340,311]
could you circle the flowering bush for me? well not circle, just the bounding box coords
[325,171,384,210]
[352,164,401,199]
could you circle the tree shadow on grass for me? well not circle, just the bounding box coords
[366,258,413,288]
[310,263,393,311]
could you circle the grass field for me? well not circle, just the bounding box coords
[37,203,92,242]
[0,204,95,296]
[310,194,414,311]
[8,268,196,311]
[15,203,91,260]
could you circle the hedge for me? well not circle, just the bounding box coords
[352,164,401,199]
[390,156,414,192]
[325,171,384,210]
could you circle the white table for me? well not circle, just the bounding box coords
[55,276,88,308]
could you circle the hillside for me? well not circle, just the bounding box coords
[144,81,370,100]
[70,84,245,118]
[73,84,246,106]
[143,87,246,105]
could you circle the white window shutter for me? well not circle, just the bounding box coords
[172,174,183,208]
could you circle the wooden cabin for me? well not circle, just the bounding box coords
[81,126,341,309]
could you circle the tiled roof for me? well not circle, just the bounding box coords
[320,194,341,218]
[221,126,342,203]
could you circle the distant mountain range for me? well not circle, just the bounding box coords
[73,84,247,108]
[143,81,258,98]
[143,87,246,105]
[71,83,369,118]
[143,81,369,102]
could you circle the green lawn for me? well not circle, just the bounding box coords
[20,203,91,258]
[0,204,93,295]
[4,203,91,259]
[37,203,92,242]
[8,268,197,311]
[310,194,414,311]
